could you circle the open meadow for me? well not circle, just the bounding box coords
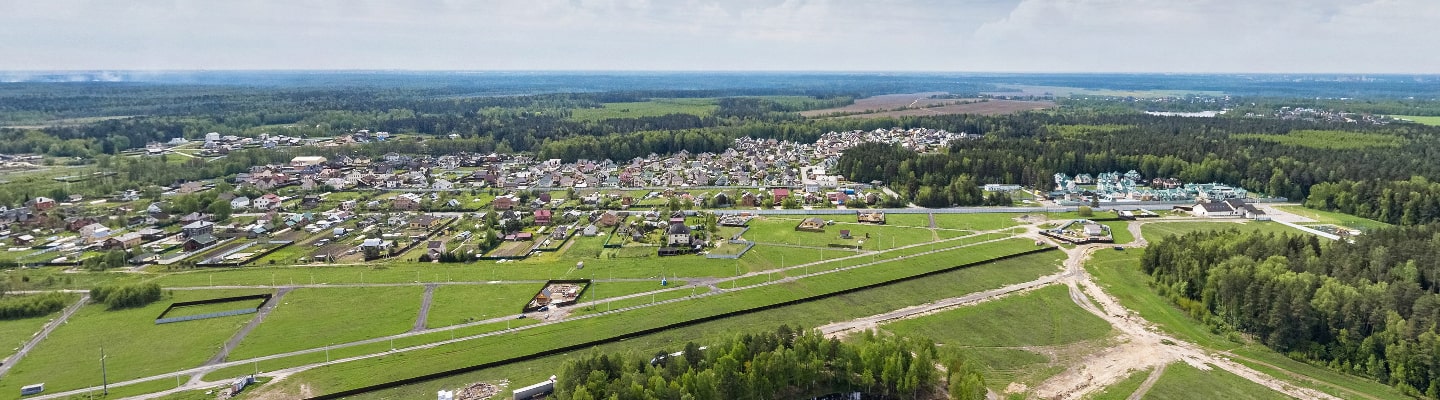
[0,289,269,395]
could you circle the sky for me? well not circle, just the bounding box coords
[1,0,1436,73]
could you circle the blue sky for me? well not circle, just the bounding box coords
[1,0,1435,73]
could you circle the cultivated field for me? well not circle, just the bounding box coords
[1389,114,1440,126]
[798,92,951,117]
[827,100,1056,119]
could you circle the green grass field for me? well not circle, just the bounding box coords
[0,295,79,360]
[933,213,1024,231]
[1102,221,1134,244]
[229,239,1044,396]
[1145,362,1289,400]
[230,286,423,359]
[567,98,718,122]
[0,290,263,395]
[1233,130,1406,150]
[264,250,1067,399]
[1088,367,1152,400]
[744,216,943,250]
[885,285,1114,391]
[1390,115,1440,126]
[1274,205,1392,231]
[423,284,542,328]
[1139,221,1296,245]
[886,285,1112,347]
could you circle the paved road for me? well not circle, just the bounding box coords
[413,284,437,332]
[205,288,292,366]
[0,294,89,379]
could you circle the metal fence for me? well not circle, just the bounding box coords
[155,308,259,324]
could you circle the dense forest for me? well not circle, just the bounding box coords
[1306,177,1440,225]
[1142,227,1440,397]
[551,326,985,400]
[834,112,1440,206]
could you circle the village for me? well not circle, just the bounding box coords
[0,126,1286,271]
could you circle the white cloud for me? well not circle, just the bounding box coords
[0,0,1433,72]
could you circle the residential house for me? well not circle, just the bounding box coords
[182,220,215,238]
[183,234,218,251]
[138,228,167,241]
[534,209,553,226]
[253,194,282,210]
[409,215,444,230]
[493,195,517,210]
[104,232,143,249]
[426,241,447,260]
[392,193,423,211]
[597,211,621,227]
[79,223,111,242]
[230,196,251,210]
[665,221,692,246]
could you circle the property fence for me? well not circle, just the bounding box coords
[520,279,593,313]
[155,293,272,324]
[195,240,295,267]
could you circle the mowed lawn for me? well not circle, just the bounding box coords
[1145,362,1290,400]
[1273,205,1392,231]
[0,294,81,360]
[424,284,543,328]
[932,213,1024,231]
[230,286,423,359]
[0,289,265,395]
[743,216,940,250]
[1139,221,1297,244]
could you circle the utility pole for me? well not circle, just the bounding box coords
[100,347,109,395]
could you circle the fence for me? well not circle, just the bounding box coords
[195,240,295,267]
[155,293,272,324]
[521,279,593,313]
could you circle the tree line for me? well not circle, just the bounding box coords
[90,282,164,310]
[0,292,72,320]
[1306,177,1440,225]
[551,325,986,400]
[1141,227,1440,397]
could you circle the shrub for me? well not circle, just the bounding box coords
[0,292,71,319]
[90,282,164,309]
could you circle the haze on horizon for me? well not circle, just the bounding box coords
[1,0,1436,74]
